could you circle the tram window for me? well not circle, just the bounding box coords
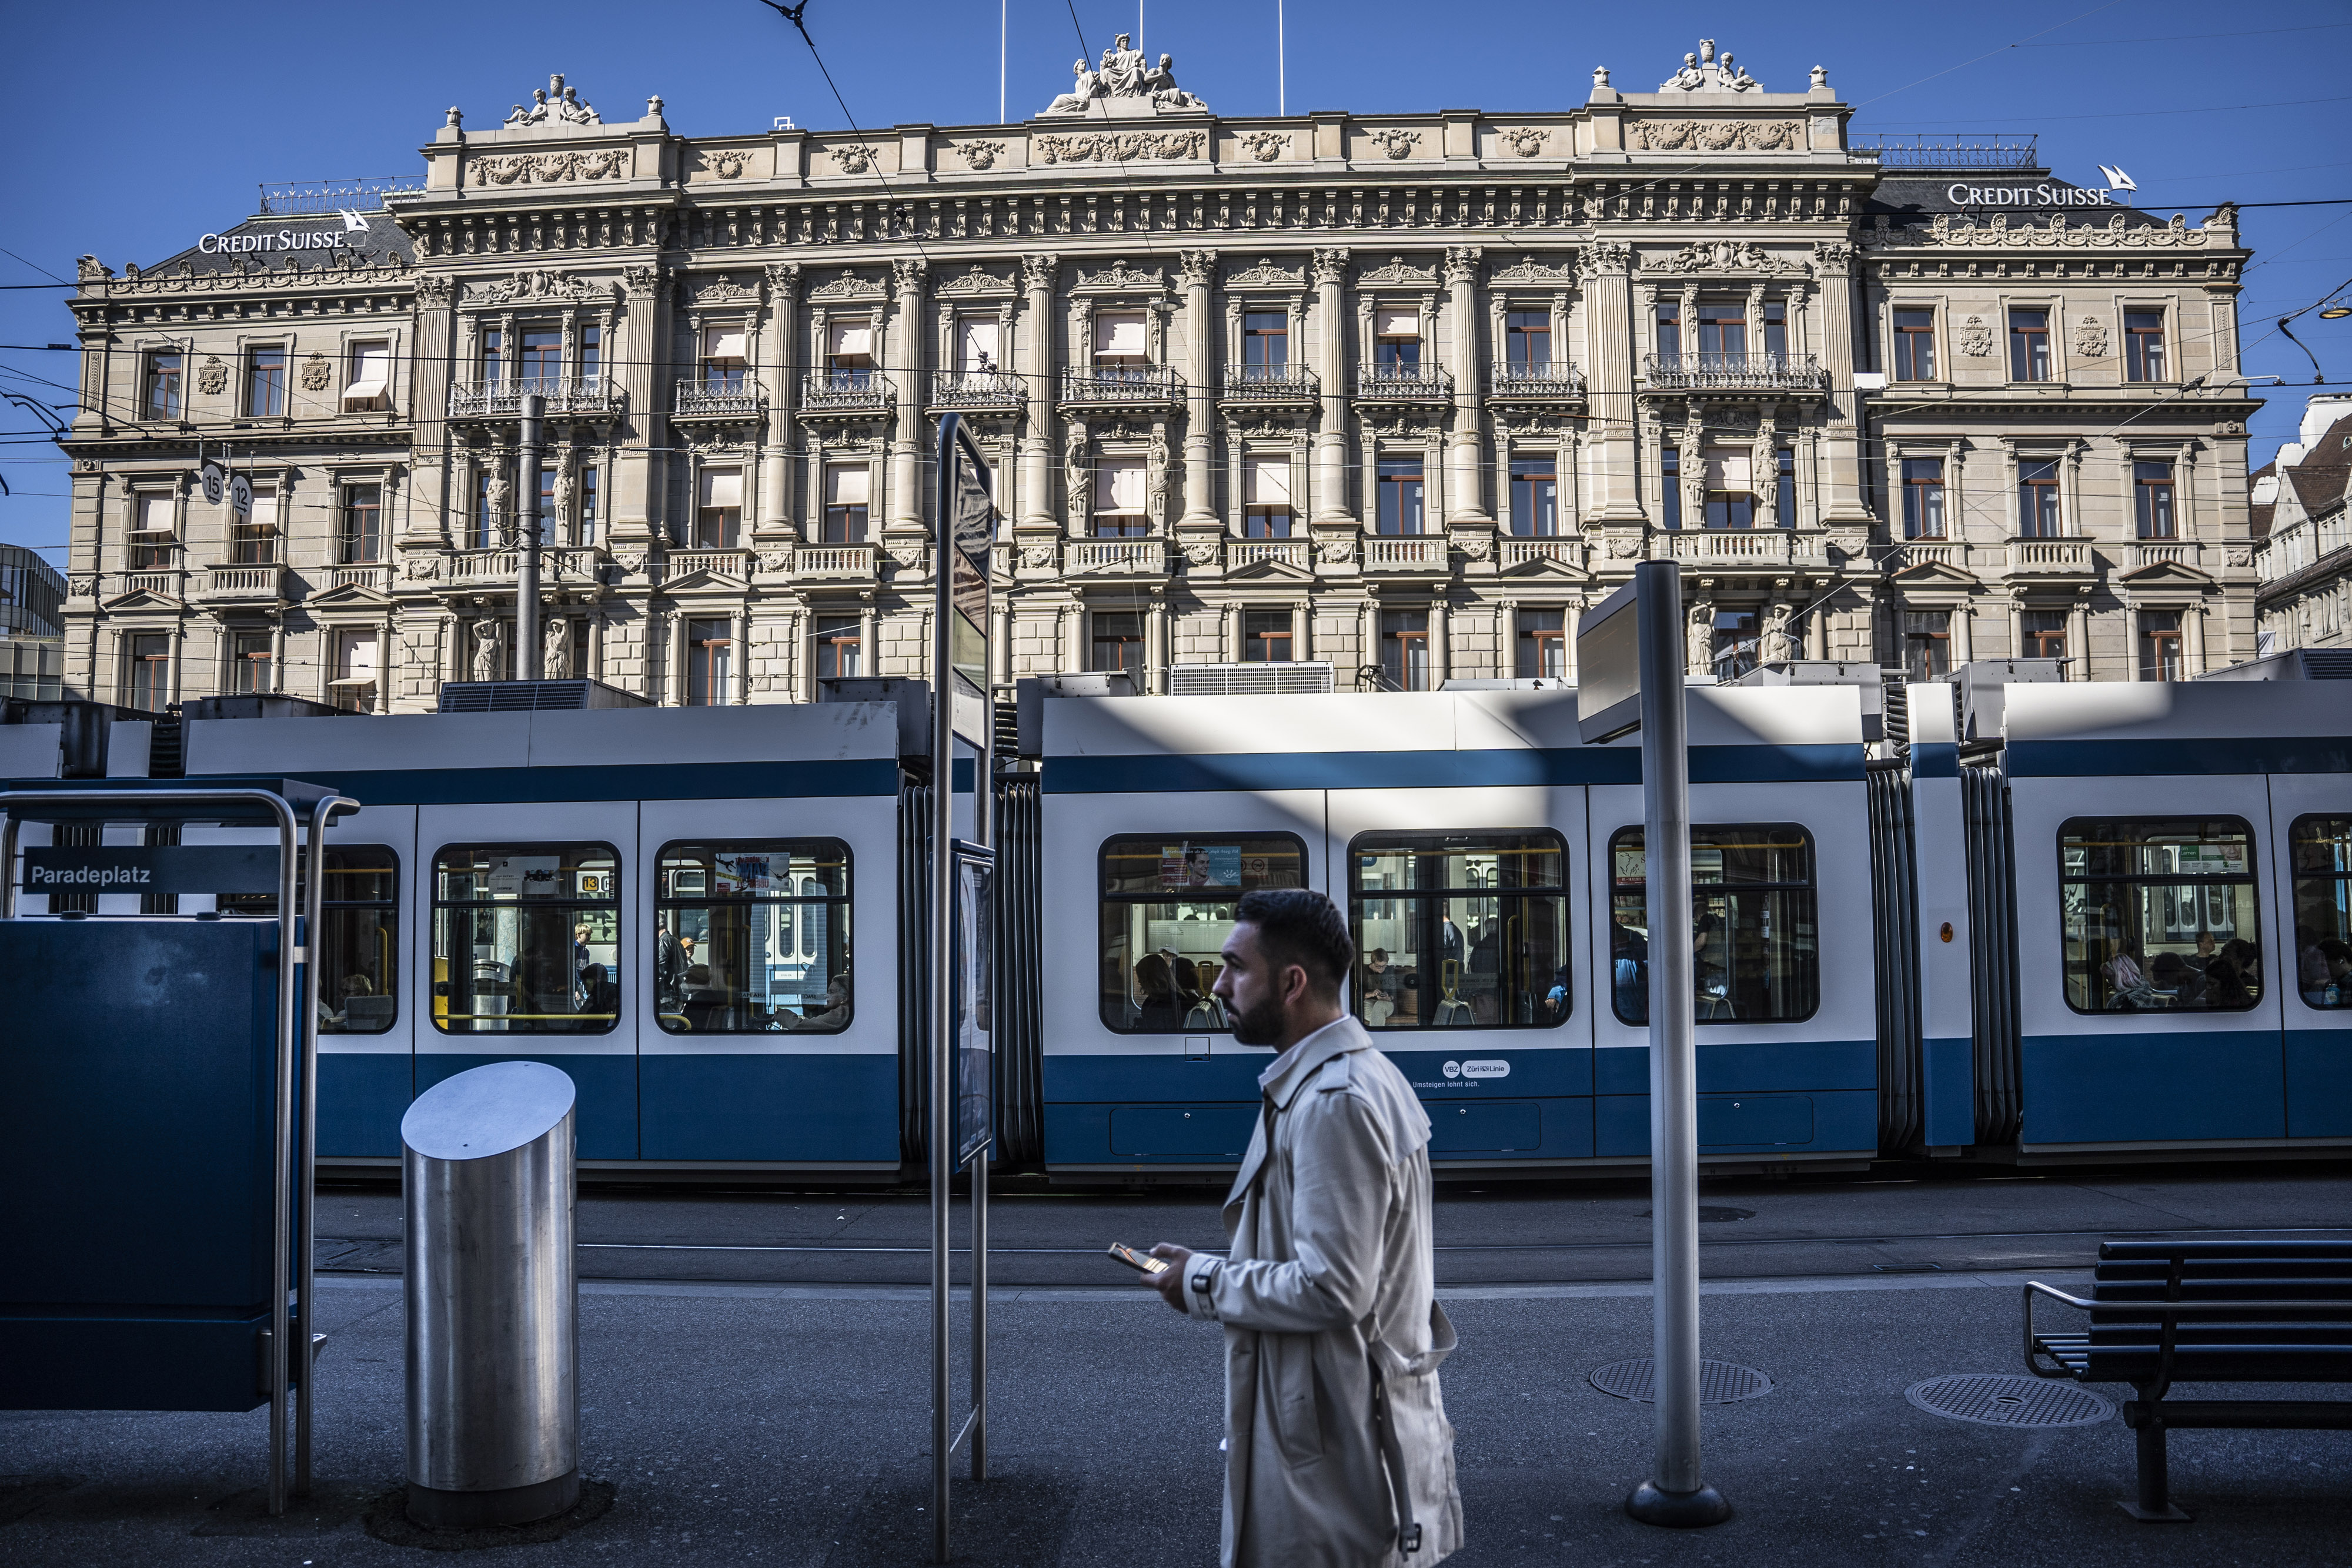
[1349,831,1569,1031]
[654,840,851,1032]
[219,846,400,1034]
[2058,818,2261,1014]
[431,844,620,1035]
[1098,834,1306,1032]
[2289,817,2352,1009]
[1609,825,1818,1025]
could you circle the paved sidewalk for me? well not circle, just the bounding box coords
[2,1270,2346,1565]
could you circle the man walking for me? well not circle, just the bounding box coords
[1142,888,1462,1567]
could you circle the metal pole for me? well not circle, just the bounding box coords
[1625,560,1729,1527]
[930,424,957,1567]
[267,794,299,1517]
[517,392,545,680]
[295,793,355,1496]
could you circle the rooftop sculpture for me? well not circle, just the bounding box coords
[1660,38,1759,93]
[503,73,603,129]
[1039,34,1208,118]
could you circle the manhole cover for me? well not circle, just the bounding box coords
[1590,1358,1773,1404]
[1905,1374,2113,1429]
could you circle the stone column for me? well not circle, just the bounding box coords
[1018,254,1059,531]
[1952,602,1974,665]
[760,262,800,542]
[1577,243,1642,521]
[1179,249,1219,528]
[1429,598,1449,687]
[1443,246,1487,523]
[1812,241,1870,524]
[2186,601,2207,676]
[1312,248,1352,522]
[406,275,459,547]
[887,257,928,536]
[611,265,664,549]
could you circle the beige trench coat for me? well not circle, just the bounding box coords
[1178,1016,1464,1568]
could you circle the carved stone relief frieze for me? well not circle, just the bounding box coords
[469,148,628,187]
[830,144,883,176]
[690,275,762,305]
[807,268,886,303]
[1873,211,2213,250]
[1644,239,1803,276]
[1957,315,1994,356]
[1074,259,1167,290]
[1627,119,1800,153]
[957,139,1008,170]
[196,356,228,396]
[1362,128,1424,161]
[1034,130,1206,165]
[1357,255,1439,287]
[1225,258,1305,287]
[705,149,751,179]
[468,268,610,306]
[1237,131,1291,163]
[1494,126,1549,158]
[935,263,1014,297]
[2073,315,2109,357]
[299,353,333,392]
[1489,257,1577,285]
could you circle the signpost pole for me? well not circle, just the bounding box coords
[516,393,545,680]
[929,454,954,1568]
[1624,560,1730,1527]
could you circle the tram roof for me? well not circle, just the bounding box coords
[1999,682,2352,777]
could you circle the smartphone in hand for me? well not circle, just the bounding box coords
[1107,1242,1171,1275]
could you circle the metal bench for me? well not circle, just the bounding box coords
[2024,1239,2352,1520]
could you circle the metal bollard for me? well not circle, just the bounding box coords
[401,1061,579,1529]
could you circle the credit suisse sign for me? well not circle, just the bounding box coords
[197,227,356,256]
[1945,183,2119,209]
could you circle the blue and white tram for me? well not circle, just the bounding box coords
[1922,676,2352,1159]
[1030,681,1886,1174]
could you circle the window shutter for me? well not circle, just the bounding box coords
[705,326,748,360]
[1376,308,1419,338]
[700,468,744,510]
[343,342,390,409]
[337,633,379,683]
[135,493,173,534]
[1245,455,1292,506]
[830,322,874,357]
[1099,457,1147,511]
[1703,449,1752,492]
[825,465,870,506]
[1094,313,1147,356]
[958,319,999,370]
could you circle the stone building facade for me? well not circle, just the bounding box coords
[53,42,2262,713]
[2251,394,2352,659]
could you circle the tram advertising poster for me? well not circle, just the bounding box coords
[954,854,993,1166]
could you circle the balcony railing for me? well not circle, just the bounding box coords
[2128,539,2204,573]
[1354,364,1454,402]
[1362,536,1451,573]
[447,376,621,419]
[801,369,893,413]
[1061,365,1182,404]
[795,544,878,580]
[446,547,599,583]
[1066,539,1169,574]
[317,564,387,593]
[931,370,1026,408]
[1652,529,1795,566]
[196,564,287,600]
[1488,361,1587,398]
[2005,537,2094,576]
[1892,540,1964,573]
[1498,539,1584,571]
[1643,354,1828,392]
[1230,539,1312,570]
[1222,365,1320,402]
[125,571,181,597]
[664,549,749,580]
[674,377,763,418]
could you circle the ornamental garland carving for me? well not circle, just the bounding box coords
[2073,315,2109,357]
[1318,537,1358,563]
[1074,259,1167,290]
[706,149,750,179]
[299,353,333,391]
[402,554,442,581]
[1183,539,1220,566]
[831,143,883,175]
[1495,126,1548,158]
[1645,239,1803,276]
[1875,211,2212,250]
[1490,257,1577,285]
[195,356,228,396]
[1957,315,1994,356]
[690,275,761,305]
[1627,118,1800,152]
[1226,258,1305,287]
[469,148,628,186]
[1357,255,1439,286]
[807,268,886,302]
[1237,131,1291,163]
[956,139,1008,170]
[1362,128,1422,160]
[470,268,610,306]
[934,263,1013,297]
[1034,130,1207,164]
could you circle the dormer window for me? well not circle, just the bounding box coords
[1092,312,1147,367]
[1374,309,1420,369]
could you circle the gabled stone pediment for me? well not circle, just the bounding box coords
[1889,559,1979,589]
[1498,554,1593,583]
[2116,559,2216,588]
[1224,555,1315,584]
[309,581,395,609]
[100,589,182,613]
[659,567,751,594]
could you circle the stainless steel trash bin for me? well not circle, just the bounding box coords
[400,1060,578,1528]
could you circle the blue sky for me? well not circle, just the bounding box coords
[3,0,2347,567]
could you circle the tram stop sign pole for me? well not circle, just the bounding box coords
[1576,561,1732,1528]
[931,413,996,1563]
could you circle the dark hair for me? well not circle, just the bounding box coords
[1235,888,1353,994]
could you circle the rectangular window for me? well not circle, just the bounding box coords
[480,327,504,382]
[813,614,862,678]
[128,633,170,711]
[145,352,182,420]
[1893,308,1937,381]
[823,464,870,544]
[2125,311,2168,383]
[343,340,390,412]
[655,841,851,1032]
[694,468,742,549]
[1381,607,1429,691]
[340,483,382,563]
[1902,457,1946,539]
[519,327,563,390]
[1505,310,1551,369]
[2134,460,2177,539]
[130,490,175,568]
[955,317,1000,375]
[1090,611,1144,678]
[230,486,276,564]
[247,346,287,418]
[2017,459,2062,537]
[1516,607,1566,680]
[2292,816,2352,1009]
[686,617,733,706]
[319,848,399,1034]
[334,630,379,713]
[2060,818,2260,1012]
[1351,831,1571,1032]
[1242,310,1288,370]
[1610,825,1819,1025]
[2022,609,2069,662]
[1712,607,1759,679]
[826,320,875,387]
[232,630,273,693]
[701,325,748,392]
[1093,311,1148,365]
[1374,308,1421,369]
[1098,834,1307,1032]
[578,463,599,545]
[1093,456,1148,537]
[1776,448,1796,527]
[2009,309,2052,382]
[1509,456,1558,537]
[536,466,557,546]
[1697,300,1746,364]
[2139,610,2183,681]
[577,325,601,382]
[1375,456,1425,536]
[1702,447,1753,529]
[1655,301,1681,360]
[432,843,620,1034]
[1763,299,1788,363]
[1661,449,1682,530]
[472,470,500,549]
[1904,610,1951,681]
[1243,608,1294,663]
[1242,453,1294,537]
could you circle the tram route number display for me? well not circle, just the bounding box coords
[19,845,280,897]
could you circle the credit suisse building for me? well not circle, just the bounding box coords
[55,41,2260,712]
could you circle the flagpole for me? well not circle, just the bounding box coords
[999,0,1007,123]
[1277,0,1286,116]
